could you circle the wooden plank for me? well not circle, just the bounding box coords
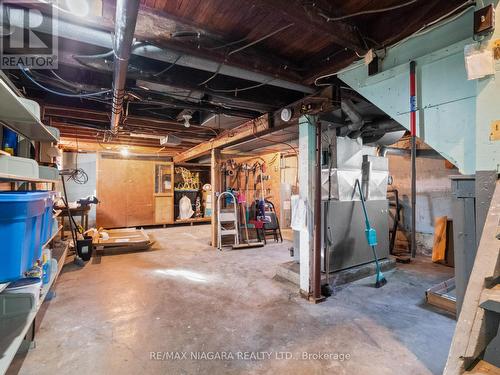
[174,115,269,163]
[175,217,211,224]
[0,173,58,184]
[465,360,500,374]
[444,180,500,375]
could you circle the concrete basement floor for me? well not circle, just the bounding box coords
[9,225,455,375]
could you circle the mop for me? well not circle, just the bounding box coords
[355,179,387,288]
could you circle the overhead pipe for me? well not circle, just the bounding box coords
[3,3,314,95]
[410,61,417,258]
[110,0,141,133]
[340,99,364,135]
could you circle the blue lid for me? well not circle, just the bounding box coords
[0,191,50,202]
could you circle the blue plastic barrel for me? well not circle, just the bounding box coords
[0,191,49,282]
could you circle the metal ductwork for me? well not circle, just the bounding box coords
[110,0,141,133]
[378,146,444,159]
[341,99,364,135]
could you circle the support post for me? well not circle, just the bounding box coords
[410,61,417,258]
[313,120,323,301]
[298,115,324,302]
[211,148,221,248]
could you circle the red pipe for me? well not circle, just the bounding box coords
[410,61,417,136]
[409,61,417,258]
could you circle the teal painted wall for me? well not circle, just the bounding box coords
[339,3,499,174]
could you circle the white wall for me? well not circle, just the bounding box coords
[62,152,97,227]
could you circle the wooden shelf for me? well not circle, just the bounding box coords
[0,241,68,374]
[175,217,211,224]
[0,173,58,184]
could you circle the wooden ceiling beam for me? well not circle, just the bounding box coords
[59,138,181,155]
[29,1,306,84]
[240,0,365,53]
[41,105,218,139]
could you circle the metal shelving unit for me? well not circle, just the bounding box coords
[0,241,68,375]
[0,75,57,143]
[0,77,63,374]
[0,172,58,185]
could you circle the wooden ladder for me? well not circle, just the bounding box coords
[444,180,500,374]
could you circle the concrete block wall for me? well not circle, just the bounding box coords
[388,140,457,255]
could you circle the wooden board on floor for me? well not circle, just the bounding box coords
[96,228,151,248]
[465,361,500,374]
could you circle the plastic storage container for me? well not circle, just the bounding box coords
[0,191,49,282]
[38,165,59,181]
[4,277,42,306]
[38,190,56,247]
[0,154,39,178]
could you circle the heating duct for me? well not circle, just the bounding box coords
[110,0,141,133]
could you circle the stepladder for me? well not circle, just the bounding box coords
[217,191,239,250]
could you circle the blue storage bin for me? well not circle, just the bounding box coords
[36,191,56,250]
[0,191,49,282]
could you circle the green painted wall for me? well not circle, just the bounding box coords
[339,2,500,174]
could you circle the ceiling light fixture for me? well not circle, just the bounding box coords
[280,108,293,122]
[182,114,192,128]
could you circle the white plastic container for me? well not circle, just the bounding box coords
[0,155,39,178]
[4,277,42,305]
[39,165,59,180]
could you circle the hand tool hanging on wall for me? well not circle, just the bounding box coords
[355,179,387,288]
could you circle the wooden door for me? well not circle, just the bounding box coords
[126,159,155,227]
[96,156,129,228]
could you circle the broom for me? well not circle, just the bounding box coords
[355,179,387,288]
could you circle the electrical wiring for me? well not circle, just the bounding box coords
[207,79,274,94]
[67,131,89,185]
[227,23,294,56]
[251,119,298,156]
[152,55,183,77]
[318,0,419,22]
[207,35,249,51]
[313,1,476,87]
[198,62,223,86]
[18,65,112,98]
